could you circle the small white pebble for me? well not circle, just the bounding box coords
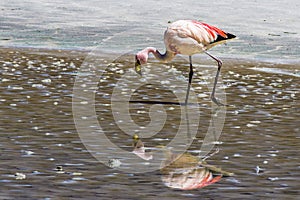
[233,153,242,157]
[250,121,261,124]
[23,150,34,155]
[268,177,279,181]
[2,78,10,82]
[108,159,122,168]
[265,102,274,105]
[41,79,52,83]
[255,166,261,175]
[198,93,209,98]
[15,172,26,180]
[71,172,82,176]
[246,123,257,127]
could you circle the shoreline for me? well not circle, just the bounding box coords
[0,45,300,69]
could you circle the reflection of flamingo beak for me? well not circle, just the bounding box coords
[135,57,142,76]
[132,134,153,160]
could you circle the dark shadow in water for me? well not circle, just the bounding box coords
[129,100,199,106]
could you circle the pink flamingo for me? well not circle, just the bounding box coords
[135,20,236,105]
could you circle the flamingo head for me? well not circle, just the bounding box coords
[135,51,148,75]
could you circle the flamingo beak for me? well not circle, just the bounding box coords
[135,57,142,75]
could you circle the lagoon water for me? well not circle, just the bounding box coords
[0,1,299,199]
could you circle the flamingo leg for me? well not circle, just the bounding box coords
[185,56,193,105]
[204,51,225,106]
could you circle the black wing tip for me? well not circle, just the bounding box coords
[213,32,236,44]
[226,32,236,39]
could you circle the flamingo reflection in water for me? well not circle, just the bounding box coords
[132,134,233,190]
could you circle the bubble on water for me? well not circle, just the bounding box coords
[10,103,17,107]
[268,177,279,181]
[70,172,83,176]
[3,61,12,66]
[233,153,242,157]
[32,170,42,175]
[239,94,247,98]
[32,83,46,89]
[9,86,24,90]
[265,102,274,105]
[108,158,122,168]
[250,121,261,124]
[42,78,52,83]
[1,78,10,82]
[255,166,262,174]
[55,166,65,173]
[269,153,277,157]
[137,110,147,114]
[160,80,170,84]
[69,62,76,68]
[167,107,175,111]
[198,93,209,98]
[22,150,35,156]
[246,85,255,88]
[246,123,257,127]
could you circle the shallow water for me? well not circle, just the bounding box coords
[0,48,299,199]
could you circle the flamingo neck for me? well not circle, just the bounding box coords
[143,47,175,63]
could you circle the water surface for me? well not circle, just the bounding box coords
[0,48,299,199]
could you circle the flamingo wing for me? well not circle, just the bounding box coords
[164,20,235,55]
[169,20,235,47]
[191,20,235,45]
